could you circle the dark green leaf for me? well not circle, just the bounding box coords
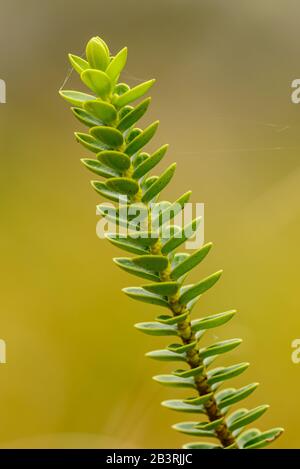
[133,144,169,179]
[191,310,236,332]
[173,365,204,378]
[199,338,242,359]
[142,163,176,203]
[217,383,259,410]
[75,132,106,153]
[125,121,159,156]
[117,98,151,132]
[145,349,186,362]
[142,282,179,296]
[161,399,205,413]
[171,243,213,280]
[228,405,269,432]
[179,270,223,305]
[72,107,103,127]
[106,177,139,195]
[161,217,202,255]
[113,257,159,281]
[123,287,170,307]
[81,158,120,178]
[152,191,192,228]
[172,422,215,438]
[207,362,250,386]
[91,180,124,202]
[132,255,169,272]
[90,126,124,148]
[108,235,148,255]
[183,442,222,449]
[98,150,130,171]
[243,427,284,449]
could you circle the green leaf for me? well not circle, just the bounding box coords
[114,79,155,107]
[142,282,179,296]
[81,158,120,178]
[120,232,159,248]
[117,98,151,132]
[217,383,259,410]
[91,180,124,202]
[191,310,236,332]
[167,341,198,354]
[155,311,188,325]
[152,191,192,228]
[153,375,195,389]
[161,399,205,413]
[125,121,159,156]
[243,427,284,449]
[86,37,109,70]
[145,349,186,362]
[199,338,242,359]
[195,417,224,431]
[81,69,111,98]
[142,163,176,203]
[135,322,177,336]
[108,236,149,255]
[171,243,213,280]
[90,126,124,148]
[183,442,222,449]
[237,429,261,448]
[161,217,202,255]
[98,150,130,171]
[228,405,269,432]
[172,422,215,438]
[75,132,106,153]
[132,255,169,272]
[83,101,117,124]
[183,393,213,406]
[133,144,169,179]
[105,177,139,196]
[207,362,250,386]
[173,365,204,378]
[72,107,103,127]
[106,47,128,82]
[68,54,90,74]
[123,287,170,308]
[113,257,159,281]
[179,270,223,305]
[59,90,95,106]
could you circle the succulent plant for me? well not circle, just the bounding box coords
[59,36,283,449]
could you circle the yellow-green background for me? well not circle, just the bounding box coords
[0,0,299,449]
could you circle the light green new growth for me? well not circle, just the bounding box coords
[60,36,283,449]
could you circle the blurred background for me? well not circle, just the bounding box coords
[0,0,299,449]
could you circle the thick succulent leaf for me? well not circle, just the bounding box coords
[106,47,127,82]
[161,399,205,413]
[81,69,111,98]
[107,236,148,255]
[142,282,179,296]
[183,442,222,449]
[145,349,186,362]
[72,107,103,127]
[228,405,269,432]
[237,429,261,448]
[142,175,158,191]
[243,427,284,449]
[179,270,223,305]
[105,177,139,196]
[191,310,236,332]
[98,150,131,171]
[75,132,106,153]
[113,257,159,281]
[217,383,259,410]
[171,243,213,280]
[173,365,204,378]
[125,121,159,156]
[59,90,95,106]
[132,255,169,272]
[142,163,177,203]
[168,341,198,353]
[132,145,169,179]
[122,232,159,248]
[172,422,215,438]
[123,287,170,307]
[155,311,188,325]
[91,180,125,202]
[153,374,195,389]
[81,158,120,178]
[153,191,192,228]
[117,98,151,132]
[90,126,124,148]
[195,417,224,431]
[114,79,155,107]
[199,338,242,359]
[135,322,177,336]
[207,362,250,385]
[83,100,117,124]
[161,217,202,255]
[183,393,213,406]
[86,37,109,70]
[68,54,90,74]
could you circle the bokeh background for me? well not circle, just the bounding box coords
[0,0,299,449]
